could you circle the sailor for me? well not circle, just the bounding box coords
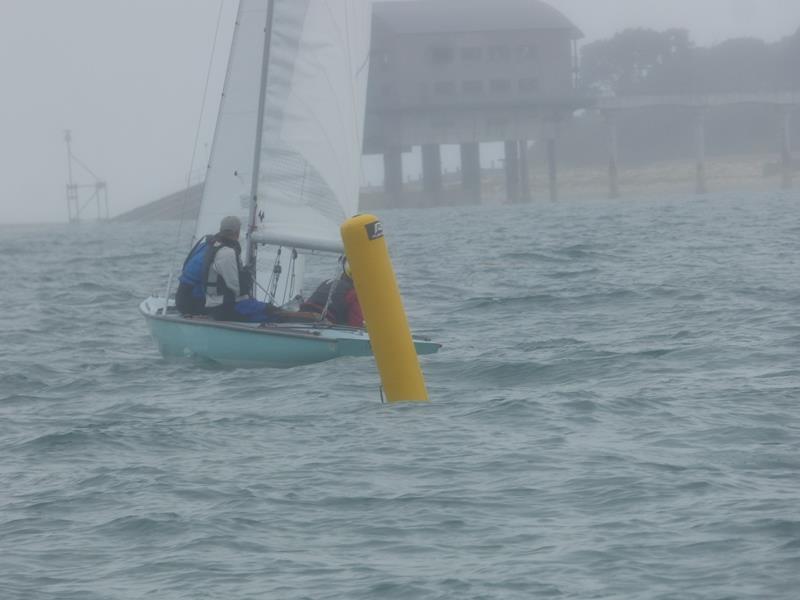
[301,259,364,327]
[175,235,213,316]
[200,215,253,321]
[174,215,254,319]
[177,215,320,323]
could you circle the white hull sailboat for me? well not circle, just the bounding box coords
[141,0,440,368]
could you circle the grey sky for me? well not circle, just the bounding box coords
[1,0,798,224]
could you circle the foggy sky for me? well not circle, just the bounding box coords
[1,0,798,224]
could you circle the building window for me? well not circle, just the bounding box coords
[490,79,512,94]
[517,44,538,60]
[461,47,483,61]
[519,77,540,92]
[434,81,456,95]
[487,45,510,62]
[429,46,455,65]
[462,80,484,94]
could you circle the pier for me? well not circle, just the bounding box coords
[597,93,800,198]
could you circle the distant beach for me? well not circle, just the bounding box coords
[361,153,794,208]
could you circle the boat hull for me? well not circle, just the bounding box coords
[139,297,440,369]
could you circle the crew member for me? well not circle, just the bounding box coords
[301,260,364,327]
[177,215,318,324]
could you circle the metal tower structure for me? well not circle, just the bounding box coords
[65,130,109,223]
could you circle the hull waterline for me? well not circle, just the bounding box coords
[139,297,440,369]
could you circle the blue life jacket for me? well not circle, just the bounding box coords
[179,236,211,299]
[179,234,250,308]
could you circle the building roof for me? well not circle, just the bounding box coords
[373,0,583,39]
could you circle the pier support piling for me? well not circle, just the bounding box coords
[780,106,793,190]
[421,144,443,202]
[606,112,620,199]
[518,140,532,202]
[460,142,482,204]
[694,110,708,195]
[383,147,403,207]
[547,136,558,202]
[504,140,520,203]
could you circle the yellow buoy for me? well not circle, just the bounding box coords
[341,214,429,402]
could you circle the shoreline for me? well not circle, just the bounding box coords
[361,153,796,208]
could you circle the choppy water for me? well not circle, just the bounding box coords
[2,191,799,599]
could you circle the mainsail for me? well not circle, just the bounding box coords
[252,0,373,253]
[193,0,372,300]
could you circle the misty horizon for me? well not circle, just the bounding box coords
[1,0,799,223]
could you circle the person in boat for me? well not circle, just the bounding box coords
[176,215,317,323]
[300,259,364,327]
[175,234,215,317]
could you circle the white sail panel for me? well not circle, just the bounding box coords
[194,0,268,251]
[195,0,303,301]
[254,0,373,253]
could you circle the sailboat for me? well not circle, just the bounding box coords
[140,0,440,368]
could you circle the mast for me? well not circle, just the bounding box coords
[246,0,277,279]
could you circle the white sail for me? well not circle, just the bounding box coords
[193,0,305,301]
[251,0,373,253]
[194,0,267,250]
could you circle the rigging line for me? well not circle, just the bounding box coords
[320,256,344,322]
[267,246,284,303]
[161,0,226,309]
[185,0,227,192]
[253,276,271,298]
[282,250,297,306]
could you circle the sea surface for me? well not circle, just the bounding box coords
[1,190,799,599]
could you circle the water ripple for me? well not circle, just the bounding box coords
[1,193,799,598]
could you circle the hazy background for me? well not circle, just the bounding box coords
[1,0,799,224]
